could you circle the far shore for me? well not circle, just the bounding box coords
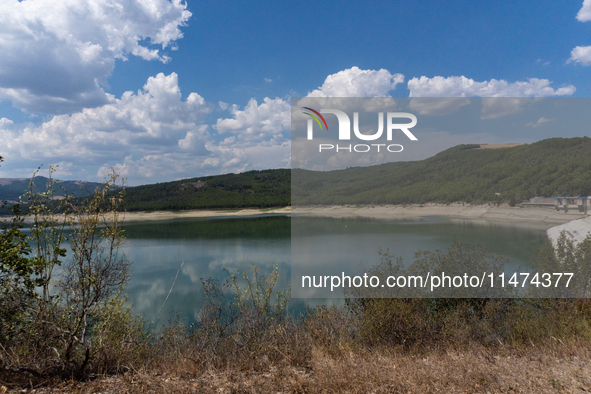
[116,206,292,222]
[10,203,589,235]
[116,203,587,229]
[293,203,587,229]
[8,203,590,245]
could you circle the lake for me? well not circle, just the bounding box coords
[119,214,550,325]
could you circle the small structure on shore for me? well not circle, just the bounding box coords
[553,195,590,214]
[523,196,590,214]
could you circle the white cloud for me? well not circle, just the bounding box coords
[0,118,14,128]
[407,77,574,117]
[264,78,272,83]
[214,97,290,146]
[577,0,591,21]
[408,76,575,97]
[569,46,591,65]
[94,94,293,180]
[0,0,191,114]
[480,98,534,119]
[408,98,471,116]
[0,73,214,182]
[526,117,554,128]
[569,1,591,65]
[0,73,291,184]
[307,67,404,97]
[1,66,580,184]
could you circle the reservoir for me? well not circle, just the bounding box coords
[119,214,550,325]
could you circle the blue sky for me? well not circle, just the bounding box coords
[1,0,591,185]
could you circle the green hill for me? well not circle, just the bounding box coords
[4,137,591,214]
[121,169,291,211]
[292,137,591,205]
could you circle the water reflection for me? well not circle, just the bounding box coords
[120,215,549,324]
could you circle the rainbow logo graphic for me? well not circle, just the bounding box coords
[302,107,328,131]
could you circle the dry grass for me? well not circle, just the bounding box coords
[4,345,591,393]
[4,264,591,392]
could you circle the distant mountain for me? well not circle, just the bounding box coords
[0,176,104,204]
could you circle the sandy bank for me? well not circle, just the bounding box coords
[117,206,292,222]
[294,203,587,230]
[14,204,589,234]
[547,215,591,248]
[108,204,587,229]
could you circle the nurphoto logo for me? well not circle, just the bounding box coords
[302,107,418,153]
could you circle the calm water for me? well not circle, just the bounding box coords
[119,215,550,325]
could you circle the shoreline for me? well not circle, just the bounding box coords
[293,203,587,229]
[547,215,591,248]
[295,204,591,246]
[118,206,292,222]
[11,204,591,246]
[112,203,587,228]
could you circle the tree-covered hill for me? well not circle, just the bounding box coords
[3,137,591,214]
[121,169,291,211]
[293,137,591,205]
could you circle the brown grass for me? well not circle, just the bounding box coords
[3,266,591,392]
[4,345,591,393]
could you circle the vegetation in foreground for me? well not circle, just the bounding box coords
[2,159,591,392]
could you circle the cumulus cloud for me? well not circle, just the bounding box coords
[407,77,574,117]
[569,46,591,65]
[577,0,591,21]
[408,76,575,97]
[408,98,472,116]
[0,72,291,184]
[307,67,404,97]
[569,1,591,65]
[0,73,214,181]
[480,98,535,119]
[526,117,554,128]
[0,118,14,128]
[1,66,579,184]
[0,0,191,114]
[214,97,290,146]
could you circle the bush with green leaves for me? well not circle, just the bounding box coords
[0,162,148,379]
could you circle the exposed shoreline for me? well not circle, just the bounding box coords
[547,215,591,247]
[115,203,587,227]
[13,204,591,245]
[297,204,591,246]
[117,206,292,222]
[294,203,586,227]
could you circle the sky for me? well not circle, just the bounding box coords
[1,0,591,185]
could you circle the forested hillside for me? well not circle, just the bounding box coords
[121,169,291,211]
[292,137,591,205]
[3,138,591,214]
